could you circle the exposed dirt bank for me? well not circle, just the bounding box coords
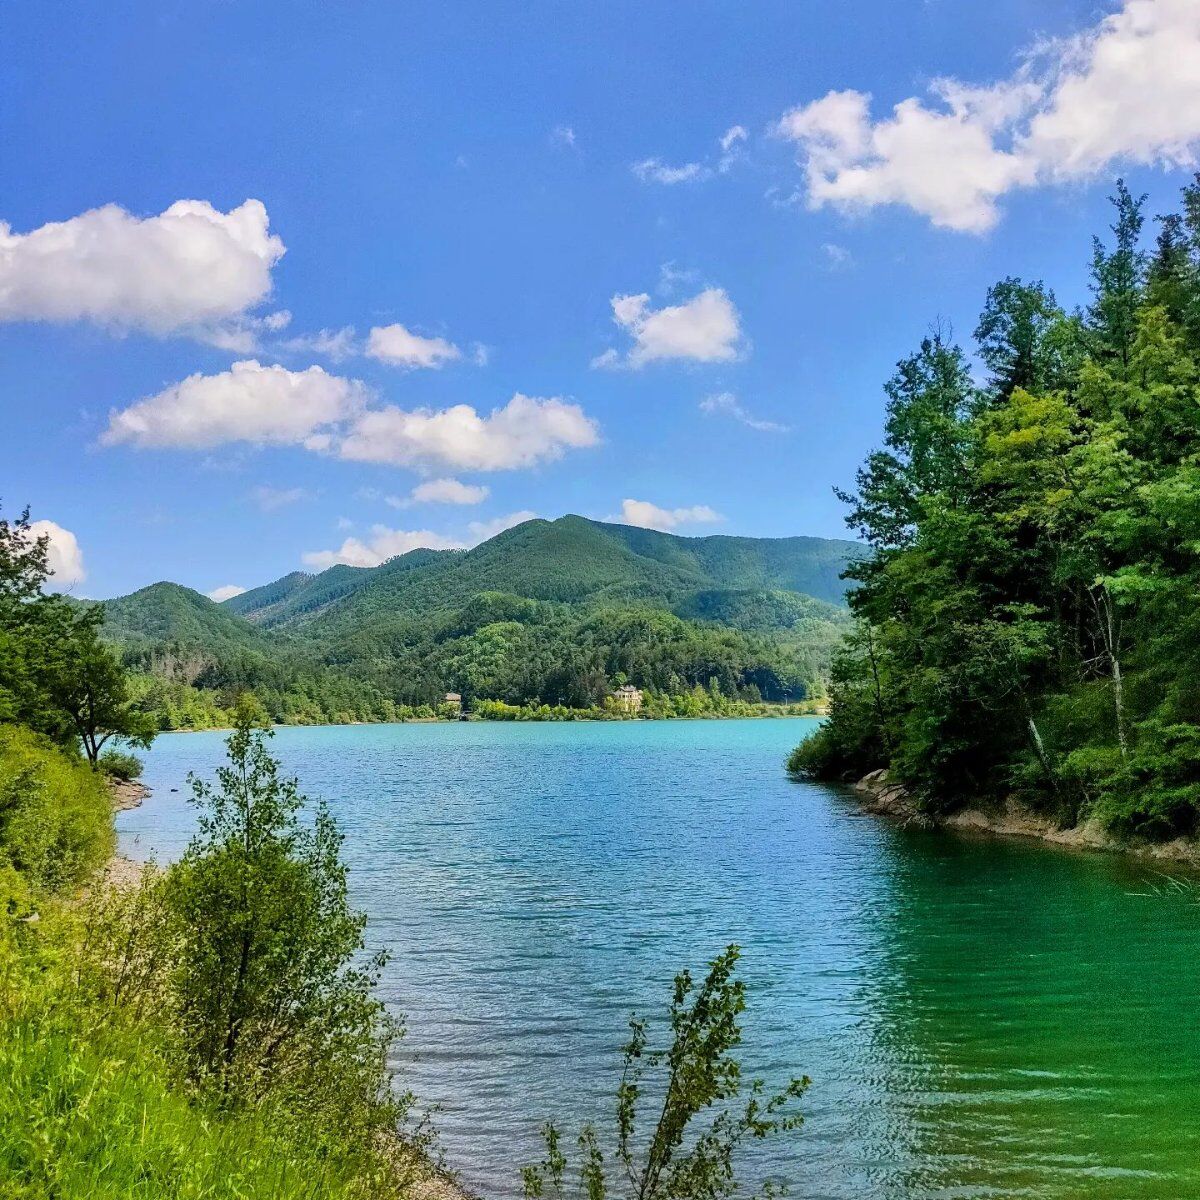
[855,769,1200,865]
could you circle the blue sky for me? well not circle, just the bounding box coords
[3,0,1199,599]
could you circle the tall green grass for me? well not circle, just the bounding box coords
[0,1010,392,1199]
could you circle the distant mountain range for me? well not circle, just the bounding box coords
[99,516,861,722]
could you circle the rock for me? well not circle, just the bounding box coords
[108,779,151,812]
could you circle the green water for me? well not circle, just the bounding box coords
[119,718,1200,1197]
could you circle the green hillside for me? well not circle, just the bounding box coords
[98,517,859,726]
[101,582,267,651]
[232,516,860,641]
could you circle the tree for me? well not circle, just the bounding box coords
[162,697,401,1136]
[43,610,156,765]
[837,332,974,554]
[796,173,1200,838]
[1088,180,1148,373]
[0,503,152,762]
[523,945,807,1200]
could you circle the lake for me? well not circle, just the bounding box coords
[117,718,1200,1199]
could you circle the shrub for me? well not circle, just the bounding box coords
[523,945,808,1200]
[160,700,407,1145]
[98,748,144,781]
[0,724,112,902]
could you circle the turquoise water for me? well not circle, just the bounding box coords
[118,719,1200,1199]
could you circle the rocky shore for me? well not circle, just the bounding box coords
[855,769,1200,864]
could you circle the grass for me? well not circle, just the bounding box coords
[0,934,399,1200]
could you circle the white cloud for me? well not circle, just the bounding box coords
[335,393,600,471]
[720,125,748,153]
[614,499,724,532]
[467,510,538,542]
[303,524,464,569]
[631,158,711,185]
[658,262,701,294]
[366,323,461,369]
[777,86,1036,232]
[278,325,357,361]
[822,243,852,268]
[597,287,742,368]
[390,478,490,507]
[27,519,86,587]
[718,125,749,172]
[207,584,247,602]
[0,199,284,338]
[250,484,310,511]
[776,0,1200,232]
[101,360,368,450]
[700,391,790,433]
[552,125,577,148]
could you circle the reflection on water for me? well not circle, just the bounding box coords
[119,720,1200,1198]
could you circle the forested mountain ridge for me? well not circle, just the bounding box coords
[792,177,1200,842]
[98,516,859,726]
[223,516,858,633]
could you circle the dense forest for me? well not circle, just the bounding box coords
[793,177,1200,841]
[96,516,856,727]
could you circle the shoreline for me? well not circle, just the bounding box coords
[153,708,826,736]
[853,769,1200,865]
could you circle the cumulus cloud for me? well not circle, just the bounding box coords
[366,323,461,369]
[335,393,599,471]
[302,524,465,569]
[615,499,724,532]
[467,510,538,542]
[776,0,1200,232]
[207,584,247,602]
[27,519,86,587]
[551,125,577,148]
[595,287,742,368]
[389,478,490,507]
[101,360,368,450]
[101,367,599,475]
[0,199,284,339]
[631,158,711,185]
[700,392,790,433]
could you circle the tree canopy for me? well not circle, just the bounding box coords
[793,177,1200,841]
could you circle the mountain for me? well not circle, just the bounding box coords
[99,516,860,724]
[220,517,859,636]
[101,582,269,651]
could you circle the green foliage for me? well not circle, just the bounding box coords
[522,945,807,1200]
[0,891,424,1200]
[160,703,402,1145]
[0,504,154,764]
[97,748,143,781]
[0,725,112,904]
[799,175,1200,839]
[95,518,858,729]
[0,512,432,1196]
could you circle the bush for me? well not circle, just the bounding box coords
[0,724,113,902]
[524,945,807,1200]
[98,748,144,781]
[160,701,408,1145]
